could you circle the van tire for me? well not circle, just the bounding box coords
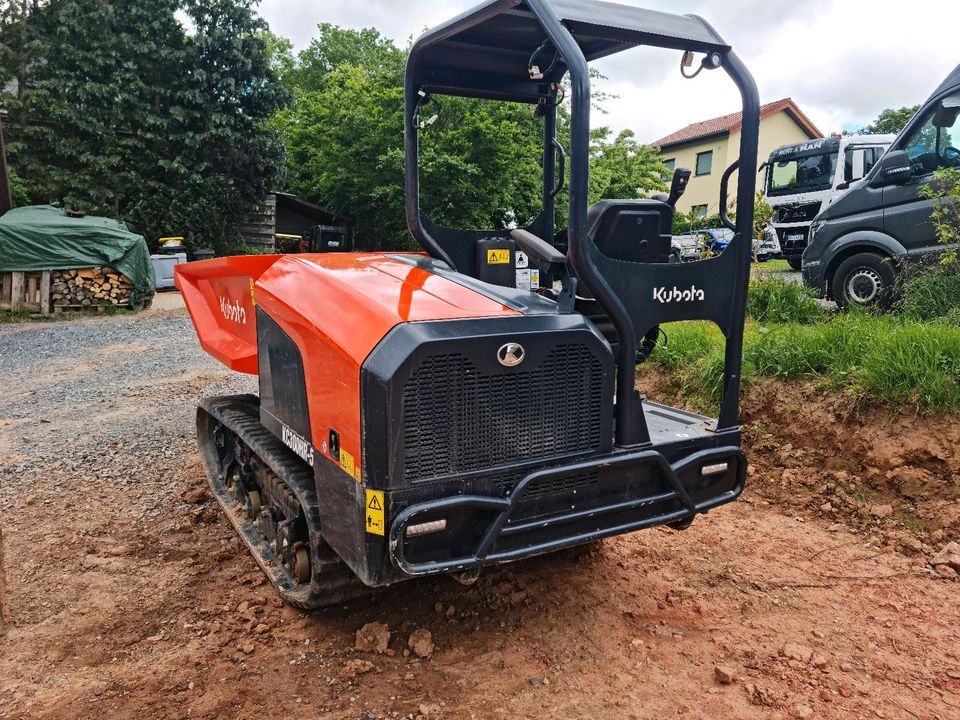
[787,257,802,271]
[831,252,897,310]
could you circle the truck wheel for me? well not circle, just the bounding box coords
[831,253,897,310]
[787,257,802,271]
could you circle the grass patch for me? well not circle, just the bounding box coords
[0,310,36,323]
[0,306,133,323]
[747,271,825,325]
[897,264,960,324]
[757,258,791,273]
[649,313,960,414]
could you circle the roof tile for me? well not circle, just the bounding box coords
[650,98,821,149]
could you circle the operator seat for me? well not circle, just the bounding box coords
[586,199,675,265]
[577,199,675,353]
[575,162,690,354]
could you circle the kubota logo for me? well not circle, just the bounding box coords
[653,285,705,303]
[219,296,247,325]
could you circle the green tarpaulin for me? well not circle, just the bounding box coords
[0,205,155,305]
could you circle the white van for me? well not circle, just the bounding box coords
[763,135,895,269]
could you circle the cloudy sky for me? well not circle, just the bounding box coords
[257,0,960,143]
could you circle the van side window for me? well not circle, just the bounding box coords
[902,95,960,176]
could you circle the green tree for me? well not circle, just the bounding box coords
[138,0,289,251]
[285,23,402,92]
[7,166,29,207]
[1,0,287,253]
[4,0,187,214]
[276,27,549,248]
[863,106,919,135]
[277,26,670,250]
[588,129,667,204]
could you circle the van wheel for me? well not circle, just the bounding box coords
[831,253,897,310]
[787,257,802,271]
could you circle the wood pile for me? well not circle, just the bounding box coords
[52,267,134,308]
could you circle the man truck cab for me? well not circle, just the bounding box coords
[802,64,960,308]
[764,135,894,269]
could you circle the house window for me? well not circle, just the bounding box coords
[662,158,676,181]
[696,150,713,176]
[692,204,709,218]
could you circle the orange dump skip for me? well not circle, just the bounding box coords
[175,255,282,375]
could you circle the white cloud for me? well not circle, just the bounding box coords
[257,0,960,142]
[256,0,462,50]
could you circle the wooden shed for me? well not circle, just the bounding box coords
[238,193,354,252]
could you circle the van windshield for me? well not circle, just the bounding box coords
[768,152,838,196]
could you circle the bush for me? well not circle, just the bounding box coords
[8,168,30,207]
[747,272,825,325]
[672,212,725,235]
[897,264,960,323]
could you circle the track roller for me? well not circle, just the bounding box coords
[196,395,367,609]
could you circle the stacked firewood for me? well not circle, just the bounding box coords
[51,267,134,308]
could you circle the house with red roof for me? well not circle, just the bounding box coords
[650,98,822,216]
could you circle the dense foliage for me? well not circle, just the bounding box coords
[274,26,668,249]
[0,0,288,253]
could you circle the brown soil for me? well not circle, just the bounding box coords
[2,383,960,719]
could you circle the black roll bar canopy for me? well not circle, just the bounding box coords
[405,0,760,449]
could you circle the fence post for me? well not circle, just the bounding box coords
[40,271,52,315]
[10,272,24,312]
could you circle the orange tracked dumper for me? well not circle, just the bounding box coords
[177,0,760,608]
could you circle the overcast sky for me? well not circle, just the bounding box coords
[257,0,960,143]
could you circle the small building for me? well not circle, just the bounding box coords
[650,98,822,216]
[238,193,354,252]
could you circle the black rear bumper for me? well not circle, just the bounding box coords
[388,443,745,577]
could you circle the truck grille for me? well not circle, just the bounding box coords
[776,201,822,224]
[401,344,604,482]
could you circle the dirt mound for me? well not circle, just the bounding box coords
[741,380,960,546]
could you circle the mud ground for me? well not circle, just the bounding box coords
[1,305,958,720]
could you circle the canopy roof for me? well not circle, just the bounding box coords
[410,0,729,102]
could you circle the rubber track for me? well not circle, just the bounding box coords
[196,395,368,610]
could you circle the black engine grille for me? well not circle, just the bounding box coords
[401,344,604,482]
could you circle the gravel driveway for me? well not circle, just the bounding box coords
[0,307,253,512]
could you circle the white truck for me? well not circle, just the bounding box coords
[763,134,895,269]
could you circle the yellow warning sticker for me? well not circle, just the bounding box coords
[339,449,355,479]
[487,249,511,265]
[365,489,385,536]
